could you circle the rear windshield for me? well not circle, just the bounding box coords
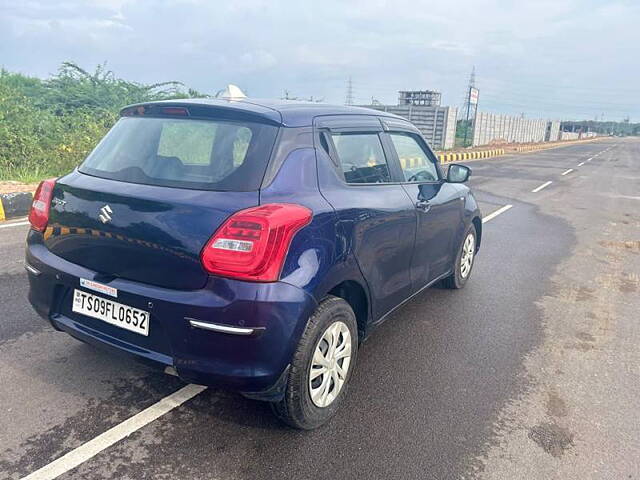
[79,116,278,191]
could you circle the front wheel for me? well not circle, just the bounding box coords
[272,296,358,430]
[441,224,477,289]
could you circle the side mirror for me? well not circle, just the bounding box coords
[447,164,471,183]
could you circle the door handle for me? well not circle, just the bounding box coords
[415,199,431,213]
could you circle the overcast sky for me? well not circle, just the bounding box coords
[1,0,638,121]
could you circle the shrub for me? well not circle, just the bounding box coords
[0,63,205,182]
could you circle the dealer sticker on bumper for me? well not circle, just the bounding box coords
[80,278,118,298]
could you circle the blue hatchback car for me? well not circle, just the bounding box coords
[26,99,481,429]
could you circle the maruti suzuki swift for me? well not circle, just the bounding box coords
[25,99,481,429]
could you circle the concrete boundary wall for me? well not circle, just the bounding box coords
[473,112,554,146]
[560,131,580,140]
[546,120,561,141]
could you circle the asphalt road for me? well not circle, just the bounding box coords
[0,138,638,479]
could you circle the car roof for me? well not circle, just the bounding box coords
[121,98,405,127]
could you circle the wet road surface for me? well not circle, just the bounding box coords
[1,138,638,479]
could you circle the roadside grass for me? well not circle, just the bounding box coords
[0,163,78,184]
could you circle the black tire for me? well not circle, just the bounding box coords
[272,295,358,430]
[441,224,477,289]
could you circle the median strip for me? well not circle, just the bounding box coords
[531,181,553,193]
[20,383,208,480]
[0,191,34,221]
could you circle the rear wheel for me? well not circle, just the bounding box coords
[441,224,477,289]
[272,296,358,429]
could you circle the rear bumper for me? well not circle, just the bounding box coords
[26,237,317,399]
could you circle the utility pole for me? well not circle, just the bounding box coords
[345,77,354,106]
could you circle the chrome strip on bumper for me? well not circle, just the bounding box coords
[187,318,259,336]
[24,262,41,276]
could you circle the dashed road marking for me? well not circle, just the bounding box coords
[561,168,574,176]
[10,142,621,480]
[532,181,553,193]
[20,383,208,480]
[482,204,513,224]
[0,220,30,229]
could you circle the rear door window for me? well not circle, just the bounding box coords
[80,117,277,191]
[330,133,392,184]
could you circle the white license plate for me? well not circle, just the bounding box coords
[72,289,150,336]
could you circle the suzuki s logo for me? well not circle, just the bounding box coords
[98,205,113,224]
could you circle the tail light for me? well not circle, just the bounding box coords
[28,178,57,232]
[201,203,312,282]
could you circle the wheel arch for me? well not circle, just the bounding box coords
[472,216,482,251]
[326,280,370,342]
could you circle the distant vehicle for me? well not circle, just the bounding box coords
[25,99,481,429]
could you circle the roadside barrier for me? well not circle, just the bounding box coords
[513,137,601,153]
[436,137,602,164]
[437,149,505,163]
[0,192,33,221]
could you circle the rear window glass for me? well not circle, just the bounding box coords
[331,133,391,184]
[79,117,278,191]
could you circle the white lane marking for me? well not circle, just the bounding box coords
[587,157,592,162]
[21,383,207,480]
[0,220,30,229]
[531,181,553,193]
[482,204,513,224]
[577,162,585,167]
[603,194,640,201]
[561,168,574,176]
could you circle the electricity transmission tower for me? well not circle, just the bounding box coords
[345,77,354,105]
[461,66,477,146]
[461,66,476,118]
